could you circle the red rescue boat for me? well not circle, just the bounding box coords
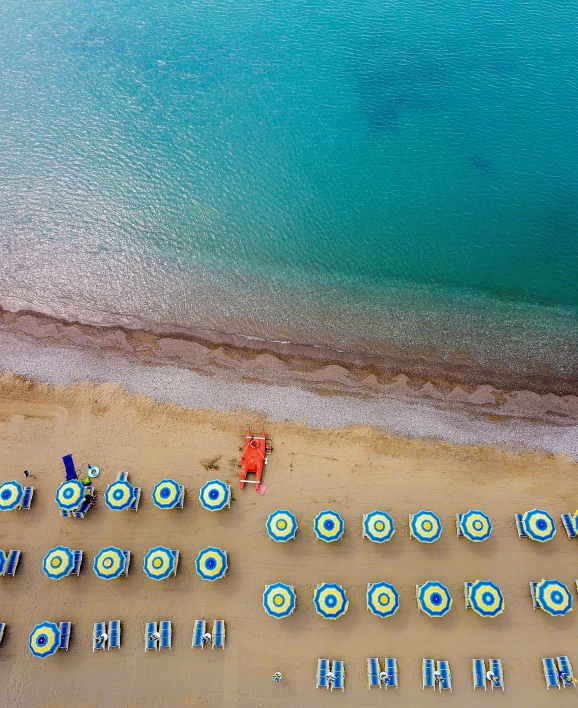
[240,430,272,491]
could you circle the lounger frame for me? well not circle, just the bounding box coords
[367,657,380,689]
[160,621,171,650]
[557,656,576,688]
[423,658,435,690]
[332,660,344,692]
[192,619,206,648]
[543,657,560,689]
[385,657,398,688]
[473,658,486,690]
[316,658,329,688]
[561,514,577,539]
[437,660,452,692]
[93,622,106,651]
[145,622,158,652]
[489,659,504,690]
[212,619,224,649]
[109,620,121,650]
[59,621,71,651]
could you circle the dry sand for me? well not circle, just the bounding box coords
[1,375,578,707]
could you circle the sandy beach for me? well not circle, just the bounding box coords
[1,373,578,707]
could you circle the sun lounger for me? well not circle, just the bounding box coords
[416,584,422,611]
[437,660,452,692]
[515,513,528,538]
[557,656,576,687]
[93,622,106,651]
[489,659,504,690]
[63,454,77,481]
[108,620,121,649]
[171,550,179,576]
[117,471,128,482]
[71,550,83,576]
[473,658,486,690]
[456,513,464,538]
[530,581,539,609]
[409,514,415,539]
[175,486,185,509]
[129,487,141,511]
[423,658,435,689]
[561,514,576,539]
[212,620,224,649]
[145,622,158,652]
[0,623,5,646]
[367,658,380,689]
[543,657,560,689]
[332,660,344,692]
[464,581,472,609]
[59,621,71,650]
[121,551,131,576]
[61,509,71,517]
[160,621,171,650]
[385,658,398,688]
[192,620,205,648]
[20,486,34,510]
[5,550,20,577]
[317,658,329,688]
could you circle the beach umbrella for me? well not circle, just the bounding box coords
[313,583,349,620]
[469,580,504,618]
[460,510,492,542]
[199,480,231,511]
[0,481,24,511]
[93,546,126,580]
[152,479,181,510]
[29,621,61,659]
[367,582,400,618]
[363,511,395,543]
[195,546,227,581]
[313,510,344,542]
[263,583,296,619]
[104,480,136,511]
[143,546,176,581]
[536,579,572,616]
[417,581,453,617]
[266,510,298,542]
[410,510,442,543]
[523,508,556,542]
[43,546,75,580]
[0,552,6,576]
[55,480,85,511]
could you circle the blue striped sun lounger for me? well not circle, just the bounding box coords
[129,487,141,511]
[192,620,205,648]
[530,582,539,609]
[317,658,329,688]
[108,620,121,650]
[21,487,34,510]
[71,550,83,575]
[464,582,473,609]
[332,660,344,692]
[557,656,577,687]
[489,659,504,690]
[93,622,106,651]
[171,550,180,575]
[5,550,20,577]
[561,514,577,539]
[456,513,464,537]
[437,660,452,692]
[59,622,71,650]
[385,658,398,688]
[117,471,128,482]
[145,622,158,652]
[473,659,486,690]
[121,551,131,576]
[515,514,528,538]
[160,621,171,650]
[175,486,185,509]
[367,658,380,689]
[423,659,435,689]
[0,622,5,645]
[212,620,224,649]
[543,657,560,689]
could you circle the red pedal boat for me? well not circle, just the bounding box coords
[240,430,272,491]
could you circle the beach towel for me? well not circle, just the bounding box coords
[63,454,77,481]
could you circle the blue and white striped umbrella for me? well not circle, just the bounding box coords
[523,509,556,542]
[410,510,442,543]
[313,510,344,542]
[536,579,572,616]
[266,510,298,542]
[199,480,231,511]
[367,582,400,617]
[417,581,452,617]
[263,583,296,619]
[363,511,395,543]
[29,621,61,658]
[460,510,492,542]
[195,546,227,581]
[143,546,176,580]
[105,480,136,511]
[0,481,24,511]
[152,479,181,509]
[314,583,349,619]
[469,580,504,617]
[43,546,75,580]
[93,546,126,579]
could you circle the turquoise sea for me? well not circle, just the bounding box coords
[1,0,577,378]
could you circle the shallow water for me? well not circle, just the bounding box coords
[1,0,577,377]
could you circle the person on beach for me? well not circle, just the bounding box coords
[23,469,34,478]
[97,632,108,646]
[433,669,442,685]
[326,671,335,685]
[486,669,498,685]
[149,631,161,642]
[379,671,389,686]
[559,670,575,685]
[272,672,282,683]
[202,632,211,645]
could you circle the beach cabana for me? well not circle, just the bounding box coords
[152,479,184,510]
[313,510,344,542]
[199,480,231,511]
[143,546,178,580]
[93,546,129,580]
[195,546,227,581]
[266,510,298,542]
[313,583,349,620]
[0,481,24,511]
[458,510,492,542]
[263,582,296,619]
[536,579,572,616]
[363,511,395,543]
[43,546,75,580]
[468,580,504,618]
[417,581,452,617]
[522,509,556,542]
[55,480,85,512]
[105,479,136,511]
[409,511,442,543]
[29,621,61,659]
[367,581,400,618]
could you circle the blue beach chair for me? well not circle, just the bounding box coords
[121,551,131,576]
[160,621,171,650]
[332,660,344,692]
[192,620,205,648]
[212,620,224,649]
[5,550,20,577]
[117,471,128,482]
[0,623,5,645]
[93,622,106,651]
[367,658,380,689]
[473,659,486,690]
[171,550,179,576]
[71,550,83,575]
[385,658,398,688]
[108,620,121,650]
[515,513,528,538]
[129,487,141,511]
[464,582,473,609]
[175,485,185,509]
[456,513,464,538]
[437,660,452,692]
[489,659,504,690]
[63,455,77,481]
[530,581,539,609]
[317,658,329,688]
[543,657,560,689]
[20,487,34,510]
[561,514,577,540]
[423,659,435,689]
[59,622,71,650]
[145,622,158,652]
[557,656,577,687]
